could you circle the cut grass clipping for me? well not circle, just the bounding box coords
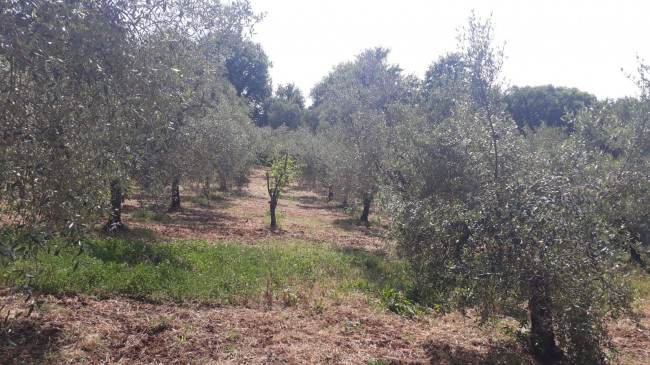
[5,238,419,314]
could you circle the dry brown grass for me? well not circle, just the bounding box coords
[609,277,650,365]
[1,291,534,364]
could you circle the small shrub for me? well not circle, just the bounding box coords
[282,289,299,307]
[132,209,173,223]
[378,288,423,318]
[312,297,326,313]
[367,359,389,365]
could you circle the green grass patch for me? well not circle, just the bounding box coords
[185,192,227,206]
[5,238,416,308]
[290,215,328,227]
[628,271,650,301]
[132,209,173,223]
[333,218,381,230]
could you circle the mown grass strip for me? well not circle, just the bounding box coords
[5,238,416,309]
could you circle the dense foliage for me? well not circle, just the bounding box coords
[297,12,648,363]
[0,0,261,289]
[310,48,410,221]
[504,85,598,131]
[384,15,648,363]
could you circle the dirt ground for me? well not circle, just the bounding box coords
[1,170,649,364]
[123,170,387,251]
[1,290,533,364]
[2,291,648,364]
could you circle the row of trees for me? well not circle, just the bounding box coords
[274,15,649,363]
[0,1,263,254]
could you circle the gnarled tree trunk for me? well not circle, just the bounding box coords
[529,277,562,362]
[203,176,211,201]
[219,177,228,192]
[359,195,372,223]
[327,185,334,202]
[169,178,181,212]
[104,179,124,232]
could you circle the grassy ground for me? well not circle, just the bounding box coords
[10,238,415,312]
[1,170,649,364]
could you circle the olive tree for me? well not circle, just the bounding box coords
[0,0,261,322]
[572,71,650,269]
[389,14,637,362]
[182,81,257,196]
[421,52,470,124]
[0,0,261,344]
[124,2,261,213]
[311,48,408,222]
[0,0,169,339]
[0,0,141,239]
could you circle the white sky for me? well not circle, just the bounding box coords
[247,0,650,102]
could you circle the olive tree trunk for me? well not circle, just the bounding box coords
[529,277,562,362]
[169,178,181,212]
[104,179,124,231]
[359,195,372,223]
[219,177,228,192]
[327,185,334,202]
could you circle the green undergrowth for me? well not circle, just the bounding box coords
[131,209,174,223]
[4,238,418,312]
[628,271,650,306]
[186,192,227,206]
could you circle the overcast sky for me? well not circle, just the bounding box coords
[246,0,650,103]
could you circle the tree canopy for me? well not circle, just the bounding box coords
[504,85,598,131]
[226,39,273,125]
[0,0,261,259]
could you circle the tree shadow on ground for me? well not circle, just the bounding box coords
[288,195,322,205]
[296,203,343,212]
[0,317,63,364]
[222,187,253,199]
[333,218,385,237]
[99,226,159,242]
[183,195,238,209]
[424,341,533,365]
[291,182,326,193]
[335,247,409,293]
[333,218,368,228]
[172,206,240,223]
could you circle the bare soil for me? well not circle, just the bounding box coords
[1,170,649,364]
[123,169,386,251]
